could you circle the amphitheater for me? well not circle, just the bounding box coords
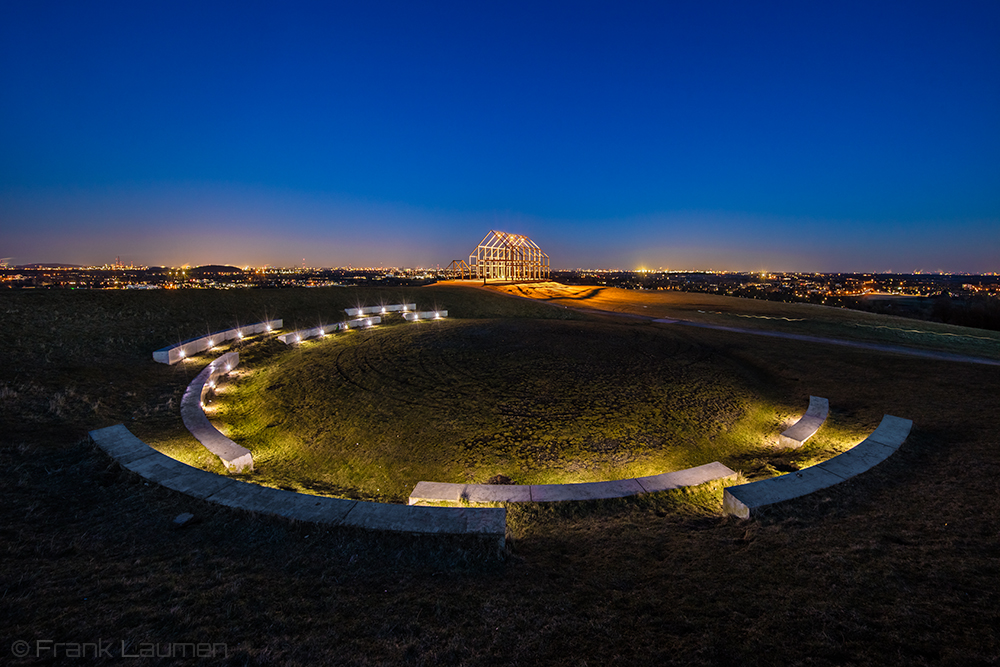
[90,288,927,547]
[12,276,996,663]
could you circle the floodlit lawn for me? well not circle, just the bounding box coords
[211,317,867,501]
[2,283,999,665]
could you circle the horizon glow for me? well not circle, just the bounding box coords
[2,2,998,273]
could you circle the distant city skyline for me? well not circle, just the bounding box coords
[2,2,998,273]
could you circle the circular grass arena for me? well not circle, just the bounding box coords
[211,317,844,503]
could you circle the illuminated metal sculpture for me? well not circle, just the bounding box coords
[469,230,549,282]
[443,259,472,280]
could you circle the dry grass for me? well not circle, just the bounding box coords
[489,282,1000,361]
[1,284,998,665]
[208,317,863,502]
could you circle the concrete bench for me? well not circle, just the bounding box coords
[779,396,829,448]
[180,352,253,472]
[89,424,507,548]
[723,414,913,519]
[344,316,381,329]
[277,317,382,345]
[402,310,448,322]
[153,320,282,364]
[276,323,345,345]
[408,461,737,505]
[345,304,416,317]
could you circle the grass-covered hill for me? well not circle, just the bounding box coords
[2,284,998,665]
[205,316,870,502]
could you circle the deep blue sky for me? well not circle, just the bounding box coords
[2,1,998,271]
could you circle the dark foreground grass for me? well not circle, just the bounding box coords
[2,285,999,665]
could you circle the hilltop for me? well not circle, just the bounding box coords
[1,284,997,665]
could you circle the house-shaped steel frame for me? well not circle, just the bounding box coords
[468,230,549,281]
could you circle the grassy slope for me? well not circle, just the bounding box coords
[0,285,581,461]
[212,317,868,502]
[486,282,1000,361]
[2,285,998,665]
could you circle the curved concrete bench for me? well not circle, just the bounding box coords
[276,309,443,346]
[153,320,282,365]
[723,414,912,519]
[403,310,448,322]
[277,317,381,345]
[180,351,253,472]
[90,424,506,546]
[779,396,829,448]
[277,324,342,345]
[346,303,416,317]
[408,461,737,505]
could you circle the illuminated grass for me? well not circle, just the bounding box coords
[211,318,866,502]
[142,424,229,474]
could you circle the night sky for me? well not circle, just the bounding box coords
[2,1,998,271]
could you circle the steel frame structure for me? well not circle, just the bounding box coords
[443,259,472,280]
[469,230,549,282]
